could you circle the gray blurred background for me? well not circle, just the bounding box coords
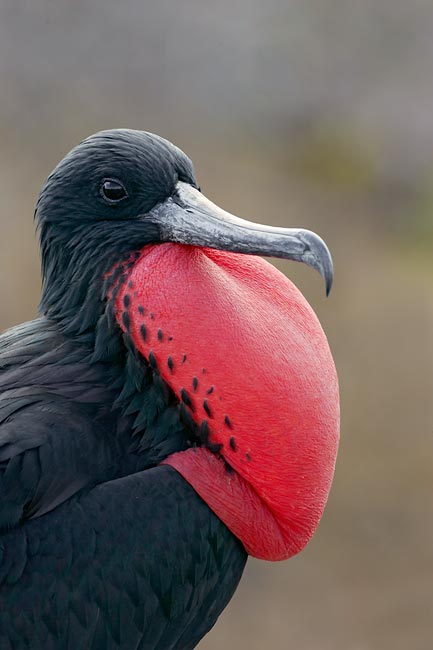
[1,2,432,648]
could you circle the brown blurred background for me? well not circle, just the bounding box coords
[1,2,432,648]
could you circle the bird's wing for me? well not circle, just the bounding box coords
[0,319,123,531]
[0,464,246,650]
[0,393,118,530]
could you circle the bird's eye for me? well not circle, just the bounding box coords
[100,179,128,203]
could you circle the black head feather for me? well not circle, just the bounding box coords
[35,129,197,329]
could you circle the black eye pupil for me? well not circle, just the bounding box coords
[101,179,127,202]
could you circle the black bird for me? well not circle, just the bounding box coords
[0,130,339,649]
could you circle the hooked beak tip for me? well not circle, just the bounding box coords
[298,230,334,297]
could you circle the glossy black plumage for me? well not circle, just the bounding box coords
[0,131,247,649]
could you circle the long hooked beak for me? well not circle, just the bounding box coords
[148,181,334,295]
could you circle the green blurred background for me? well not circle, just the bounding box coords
[1,2,432,648]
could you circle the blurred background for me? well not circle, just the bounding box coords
[0,1,432,648]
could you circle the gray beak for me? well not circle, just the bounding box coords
[148,181,334,295]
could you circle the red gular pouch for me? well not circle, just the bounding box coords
[115,243,339,561]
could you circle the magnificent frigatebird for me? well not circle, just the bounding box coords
[0,129,339,649]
